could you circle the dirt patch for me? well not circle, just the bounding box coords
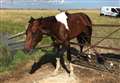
[1,62,119,83]
[74,66,119,83]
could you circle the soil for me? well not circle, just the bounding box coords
[0,60,119,83]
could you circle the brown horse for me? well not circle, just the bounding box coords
[24,12,92,75]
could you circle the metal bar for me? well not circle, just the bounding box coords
[93,24,120,27]
[8,31,25,40]
[94,46,120,51]
[83,28,120,52]
[92,36,120,40]
[8,40,25,46]
[70,42,120,51]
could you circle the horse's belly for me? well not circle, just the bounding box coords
[68,30,81,40]
[68,25,84,40]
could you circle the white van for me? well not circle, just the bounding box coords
[100,6,120,17]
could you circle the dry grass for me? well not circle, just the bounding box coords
[1,9,120,34]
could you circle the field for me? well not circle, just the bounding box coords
[0,9,120,83]
[1,9,120,33]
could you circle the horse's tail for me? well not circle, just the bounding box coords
[86,15,92,26]
[86,26,92,45]
[78,13,92,46]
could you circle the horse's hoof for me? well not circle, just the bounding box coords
[70,72,74,77]
[52,70,59,76]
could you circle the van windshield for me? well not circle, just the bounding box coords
[116,8,120,12]
[111,8,117,13]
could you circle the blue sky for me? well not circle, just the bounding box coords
[0,0,120,9]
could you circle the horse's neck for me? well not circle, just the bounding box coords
[42,16,56,27]
[41,16,56,35]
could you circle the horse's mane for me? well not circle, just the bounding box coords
[37,12,69,23]
[37,16,57,24]
[29,12,69,25]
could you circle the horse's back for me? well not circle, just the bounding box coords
[67,12,92,27]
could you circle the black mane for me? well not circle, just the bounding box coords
[37,16,57,25]
[29,12,69,24]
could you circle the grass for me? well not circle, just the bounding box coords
[0,41,48,74]
[92,26,120,49]
[0,9,59,33]
[0,9,120,75]
[0,42,27,73]
[69,9,120,25]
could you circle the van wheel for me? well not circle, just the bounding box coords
[116,14,120,18]
[100,13,104,16]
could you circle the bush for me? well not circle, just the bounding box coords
[0,42,29,73]
[0,43,12,67]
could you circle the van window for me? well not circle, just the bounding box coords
[106,8,109,11]
[111,8,117,13]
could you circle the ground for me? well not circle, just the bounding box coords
[1,60,119,83]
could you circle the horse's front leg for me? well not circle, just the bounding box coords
[66,44,74,76]
[53,43,61,74]
[54,57,61,74]
[54,43,69,74]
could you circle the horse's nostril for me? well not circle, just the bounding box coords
[24,47,30,53]
[24,47,34,54]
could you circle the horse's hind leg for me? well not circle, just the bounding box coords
[77,33,91,61]
[76,33,85,53]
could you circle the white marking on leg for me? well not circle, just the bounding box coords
[109,61,114,68]
[88,49,92,62]
[70,63,74,76]
[54,58,60,73]
[88,55,91,59]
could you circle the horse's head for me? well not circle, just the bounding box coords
[24,17,43,53]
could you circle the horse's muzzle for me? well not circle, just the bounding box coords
[24,47,34,54]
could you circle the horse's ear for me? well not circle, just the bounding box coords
[30,16,34,20]
[29,16,35,23]
[41,16,43,19]
[40,16,43,20]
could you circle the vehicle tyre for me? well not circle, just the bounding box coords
[100,13,104,16]
[116,14,120,18]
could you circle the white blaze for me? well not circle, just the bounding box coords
[55,12,69,30]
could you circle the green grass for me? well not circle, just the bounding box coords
[0,40,52,74]
[0,42,27,73]
[0,42,47,74]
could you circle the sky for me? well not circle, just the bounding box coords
[0,0,120,9]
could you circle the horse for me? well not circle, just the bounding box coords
[24,12,92,75]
